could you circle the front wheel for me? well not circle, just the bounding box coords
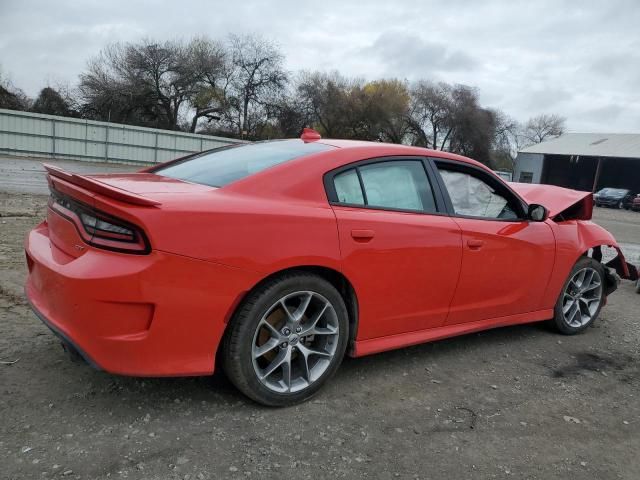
[222,272,348,406]
[551,257,605,334]
[635,279,640,294]
[618,201,624,209]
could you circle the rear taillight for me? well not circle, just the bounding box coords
[49,189,150,254]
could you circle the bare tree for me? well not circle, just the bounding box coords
[268,86,314,138]
[225,34,288,138]
[79,38,224,130]
[296,71,353,138]
[521,113,566,145]
[70,37,571,149]
[80,41,179,128]
[448,105,496,165]
[187,37,229,132]
[122,39,203,129]
[0,67,31,111]
[407,81,492,160]
[407,81,454,149]
[489,109,519,168]
[31,87,73,116]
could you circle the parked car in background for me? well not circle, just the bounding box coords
[24,130,638,406]
[631,194,640,212]
[622,192,637,209]
[593,188,635,209]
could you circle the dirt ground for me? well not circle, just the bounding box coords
[1,158,640,480]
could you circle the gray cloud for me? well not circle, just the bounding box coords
[361,31,479,75]
[0,0,639,132]
[525,88,574,111]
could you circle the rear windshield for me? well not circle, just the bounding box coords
[154,139,334,187]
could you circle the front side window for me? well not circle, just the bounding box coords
[438,168,519,220]
[332,160,437,213]
[154,139,334,187]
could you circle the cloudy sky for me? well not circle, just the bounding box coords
[1,0,638,132]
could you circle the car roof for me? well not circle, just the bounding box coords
[219,137,501,201]
[313,138,486,169]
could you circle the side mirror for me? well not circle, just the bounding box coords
[528,204,549,222]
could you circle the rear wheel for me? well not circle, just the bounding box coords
[222,272,348,406]
[551,257,605,334]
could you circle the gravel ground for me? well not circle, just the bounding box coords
[1,158,639,480]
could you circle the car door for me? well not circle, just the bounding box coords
[432,159,556,325]
[326,157,463,340]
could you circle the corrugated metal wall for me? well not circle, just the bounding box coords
[0,108,245,165]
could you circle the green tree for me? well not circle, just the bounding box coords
[360,79,411,142]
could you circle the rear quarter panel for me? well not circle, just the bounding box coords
[141,191,343,274]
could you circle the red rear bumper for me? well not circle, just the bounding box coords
[24,221,256,376]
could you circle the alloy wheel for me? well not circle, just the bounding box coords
[251,291,340,393]
[562,267,602,328]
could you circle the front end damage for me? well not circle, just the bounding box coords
[510,181,639,294]
[560,200,639,296]
[593,245,639,295]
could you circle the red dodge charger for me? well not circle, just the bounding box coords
[24,129,637,406]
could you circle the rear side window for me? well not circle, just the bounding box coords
[332,160,437,213]
[154,139,334,187]
[334,169,365,205]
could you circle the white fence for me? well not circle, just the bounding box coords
[0,108,244,165]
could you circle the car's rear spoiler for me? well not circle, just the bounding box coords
[43,163,161,207]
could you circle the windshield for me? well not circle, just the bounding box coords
[154,139,334,187]
[598,188,628,196]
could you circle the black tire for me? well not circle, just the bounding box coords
[551,257,606,335]
[221,272,349,407]
[635,279,640,294]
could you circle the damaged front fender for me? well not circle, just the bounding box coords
[600,245,639,282]
[512,181,638,306]
[542,215,638,308]
[510,181,638,281]
[579,223,638,282]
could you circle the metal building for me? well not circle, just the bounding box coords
[513,133,640,192]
